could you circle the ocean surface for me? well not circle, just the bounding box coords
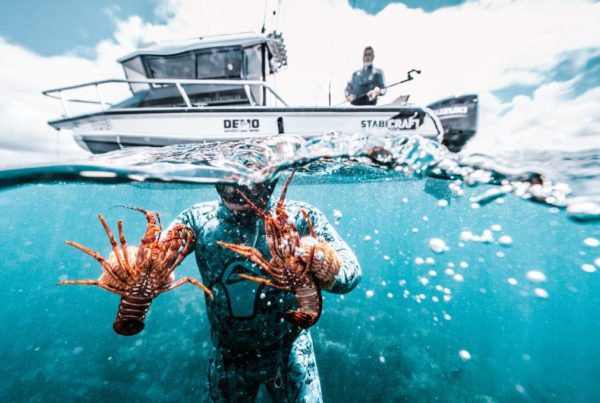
[0,134,598,402]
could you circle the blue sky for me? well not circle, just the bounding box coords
[0,0,464,55]
[0,0,598,164]
[0,0,162,56]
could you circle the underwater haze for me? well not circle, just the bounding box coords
[0,134,599,402]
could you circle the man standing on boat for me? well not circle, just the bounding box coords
[164,168,361,402]
[345,46,386,106]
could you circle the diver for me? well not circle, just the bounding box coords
[164,174,362,402]
[345,46,386,106]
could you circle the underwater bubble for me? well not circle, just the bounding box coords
[526,270,546,283]
[453,274,464,282]
[426,257,436,265]
[581,264,596,273]
[107,356,113,361]
[534,288,549,299]
[135,339,143,347]
[583,238,599,248]
[402,197,409,203]
[403,290,410,298]
[428,270,437,277]
[72,346,83,355]
[508,278,518,286]
[460,231,473,241]
[445,268,455,276]
[379,355,386,363]
[498,235,513,246]
[387,292,394,299]
[422,215,429,221]
[411,227,419,233]
[381,280,387,287]
[471,203,480,209]
[443,313,452,320]
[491,224,502,232]
[481,230,494,243]
[267,301,272,306]
[333,209,343,223]
[443,295,452,302]
[399,279,406,286]
[459,350,471,361]
[496,251,505,258]
[595,258,600,267]
[443,287,451,295]
[429,238,448,254]
[415,257,424,265]
[363,235,372,241]
[437,199,448,208]
[260,292,266,299]
[419,277,429,286]
[365,290,375,298]
[460,261,469,268]
[435,285,444,292]
[515,384,526,394]
[432,296,439,303]
[383,255,390,261]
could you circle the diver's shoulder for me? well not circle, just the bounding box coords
[285,200,323,216]
[183,200,220,217]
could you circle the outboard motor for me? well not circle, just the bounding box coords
[428,94,478,152]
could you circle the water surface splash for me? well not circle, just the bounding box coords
[1,133,598,221]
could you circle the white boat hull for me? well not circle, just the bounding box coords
[49,106,444,153]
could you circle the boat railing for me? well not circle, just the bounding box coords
[42,78,289,118]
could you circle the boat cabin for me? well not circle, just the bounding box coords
[114,32,287,108]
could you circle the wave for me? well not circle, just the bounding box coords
[0,133,598,222]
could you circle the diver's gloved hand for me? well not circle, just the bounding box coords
[298,236,342,290]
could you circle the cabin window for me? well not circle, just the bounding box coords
[196,49,243,79]
[243,45,264,105]
[122,57,150,93]
[146,53,196,80]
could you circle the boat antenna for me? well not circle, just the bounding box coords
[261,0,269,33]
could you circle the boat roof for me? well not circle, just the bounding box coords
[117,32,281,62]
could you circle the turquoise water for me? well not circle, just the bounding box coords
[0,136,599,402]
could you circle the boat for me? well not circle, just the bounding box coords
[43,32,478,154]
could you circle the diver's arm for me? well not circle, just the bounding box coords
[301,206,362,294]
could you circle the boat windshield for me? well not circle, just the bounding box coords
[118,46,265,106]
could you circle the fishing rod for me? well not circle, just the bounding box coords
[337,68,422,106]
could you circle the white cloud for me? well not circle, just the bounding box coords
[0,0,598,167]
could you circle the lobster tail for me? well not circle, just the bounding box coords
[283,310,320,329]
[113,295,152,336]
[283,285,322,329]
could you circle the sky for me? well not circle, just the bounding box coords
[0,0,598,166]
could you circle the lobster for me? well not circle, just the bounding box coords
[59,207,212,336]
[217,170,323,329]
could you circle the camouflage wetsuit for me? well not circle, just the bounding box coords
[345,65,386,106]
[168,200,362,402]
